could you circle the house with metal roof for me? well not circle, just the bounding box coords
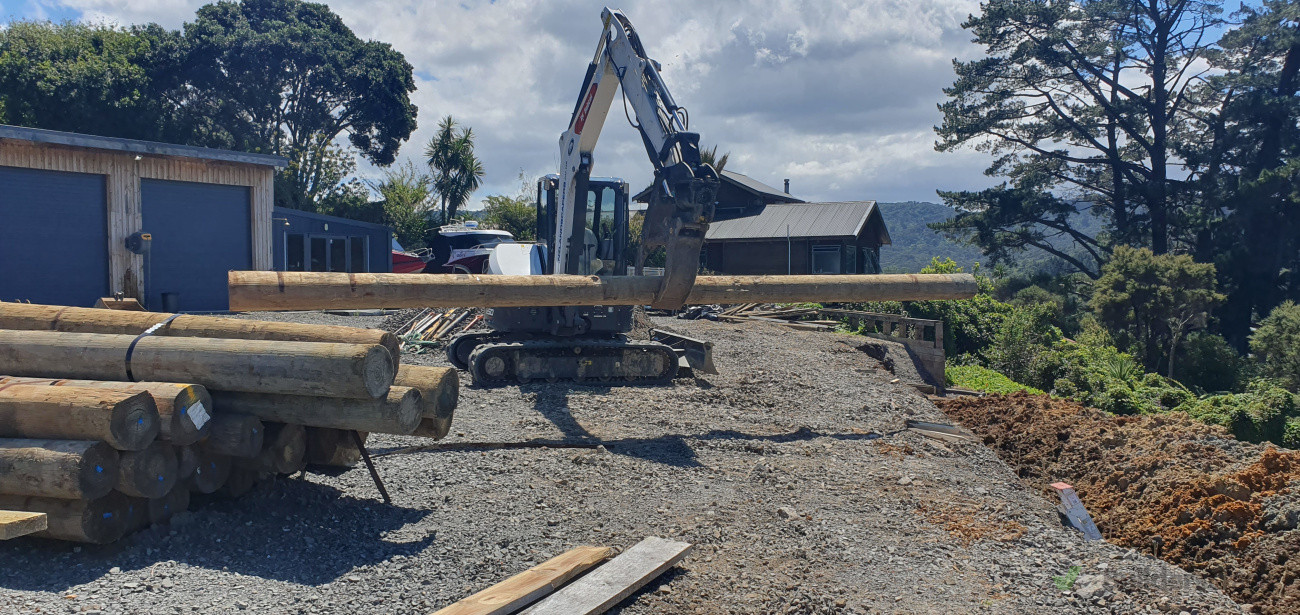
[702,200,891,275]
[633,169,804,220]
[0,124,288,311]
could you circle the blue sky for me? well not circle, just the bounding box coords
[0,1,1262,207]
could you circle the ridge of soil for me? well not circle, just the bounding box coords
[937,392,1300,614]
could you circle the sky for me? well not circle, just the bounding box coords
[0,0,1013,205]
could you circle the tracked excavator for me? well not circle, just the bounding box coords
[446,7,719,386]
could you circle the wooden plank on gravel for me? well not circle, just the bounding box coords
[520,537,693,615]
[0,510,47,539]
[432,546,612,615]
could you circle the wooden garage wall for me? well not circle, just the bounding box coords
[0,139,274,299]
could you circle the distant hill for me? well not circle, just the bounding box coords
[877,201,985,273]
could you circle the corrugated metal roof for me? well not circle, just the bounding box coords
[705,201,884,241]
[0,124,288,168]
[631,169,804,203]
[719,170,803,202]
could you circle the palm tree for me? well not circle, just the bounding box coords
[425,116,486,222]
[700,144,729,174]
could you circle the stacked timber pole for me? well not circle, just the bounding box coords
[0,303,459,544]
[227,272,980,311]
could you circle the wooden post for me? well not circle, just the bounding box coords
[0,439,119,500]
[148,487,190,524]
[201,414,264,459]
[188,448,232,494]
[0,330,395,399]
[0,385,159,451]
[210,387,421,435]
[116,441,178,499]
[236,422,306,475]
[0,377,212,446]
[0,492,130,543]
[395,365,457,440]
[227,271,980,311]
[0,302,402,371]
[213,467,267,499]
[176,444,198,480]
[305,428,363,467]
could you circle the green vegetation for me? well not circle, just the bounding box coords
[946,365,1044,396]
[1251,302,1300,392]
[933,0,1300,351]
[481,194,537,242]
[425,115,485,222]
[1178,382,1300,447]
[839,256,1299,447]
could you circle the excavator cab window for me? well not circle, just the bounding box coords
[536,177,629,277]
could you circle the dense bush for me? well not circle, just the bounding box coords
[986,302,1060,386]
[946,364,1045,395]
[1041,339,1193,414]
[1251,301,1300,392]
[1175,332,1246,393]
[1175,381,1300,446]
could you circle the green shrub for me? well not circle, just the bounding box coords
[1251,301,1300,392]
[986,302,1061,387]
[1175,380,1299,444]
[1042,339,1192,414]
[1175,332,1245,393]
[946,364,1045,395]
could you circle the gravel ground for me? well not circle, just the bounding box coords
[0,314,1242,614]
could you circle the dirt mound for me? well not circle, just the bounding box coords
[937,392,1300,614]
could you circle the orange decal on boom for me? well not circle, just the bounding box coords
[574,83,599,135]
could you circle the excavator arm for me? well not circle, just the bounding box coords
[555,7,719,309]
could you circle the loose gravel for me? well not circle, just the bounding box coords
[0,314,1241,614]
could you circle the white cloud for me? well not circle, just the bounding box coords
[18,0,997,204]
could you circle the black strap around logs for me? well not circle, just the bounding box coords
[124,313,181,382]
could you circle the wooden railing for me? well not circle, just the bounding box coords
[816,308,946,385]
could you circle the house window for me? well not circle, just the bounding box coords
[811,245,841,274]
[845,245,857,274]
[862,247,881,274]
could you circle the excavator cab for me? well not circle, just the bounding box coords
[534,174,630,277]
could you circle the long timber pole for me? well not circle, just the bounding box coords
[228,272,979,311]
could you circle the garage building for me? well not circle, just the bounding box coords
[0,125,286,311]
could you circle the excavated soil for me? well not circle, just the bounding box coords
[937,393,1300,614]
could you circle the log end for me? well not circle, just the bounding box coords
[168,385,214,447]
[189,450,232,495]
[391,387,423,435]
[79,442,121,500]
[361,345,397,399]
[271,423,307,475]
[78,492,130,544]
[117,442,178,499]
[109,391,162,452]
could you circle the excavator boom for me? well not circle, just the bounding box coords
[555,7,718,308]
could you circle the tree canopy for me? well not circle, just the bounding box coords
[935,0,1300,347]
[425,115,485,222]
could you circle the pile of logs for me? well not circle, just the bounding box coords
[716,304,841,331]
[393,307,480,353]
[0,303,458,544]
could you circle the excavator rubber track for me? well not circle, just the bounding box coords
[467,338,677,387]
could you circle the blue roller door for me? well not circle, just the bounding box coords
[0,166,109,306]
[141,179,251,311]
